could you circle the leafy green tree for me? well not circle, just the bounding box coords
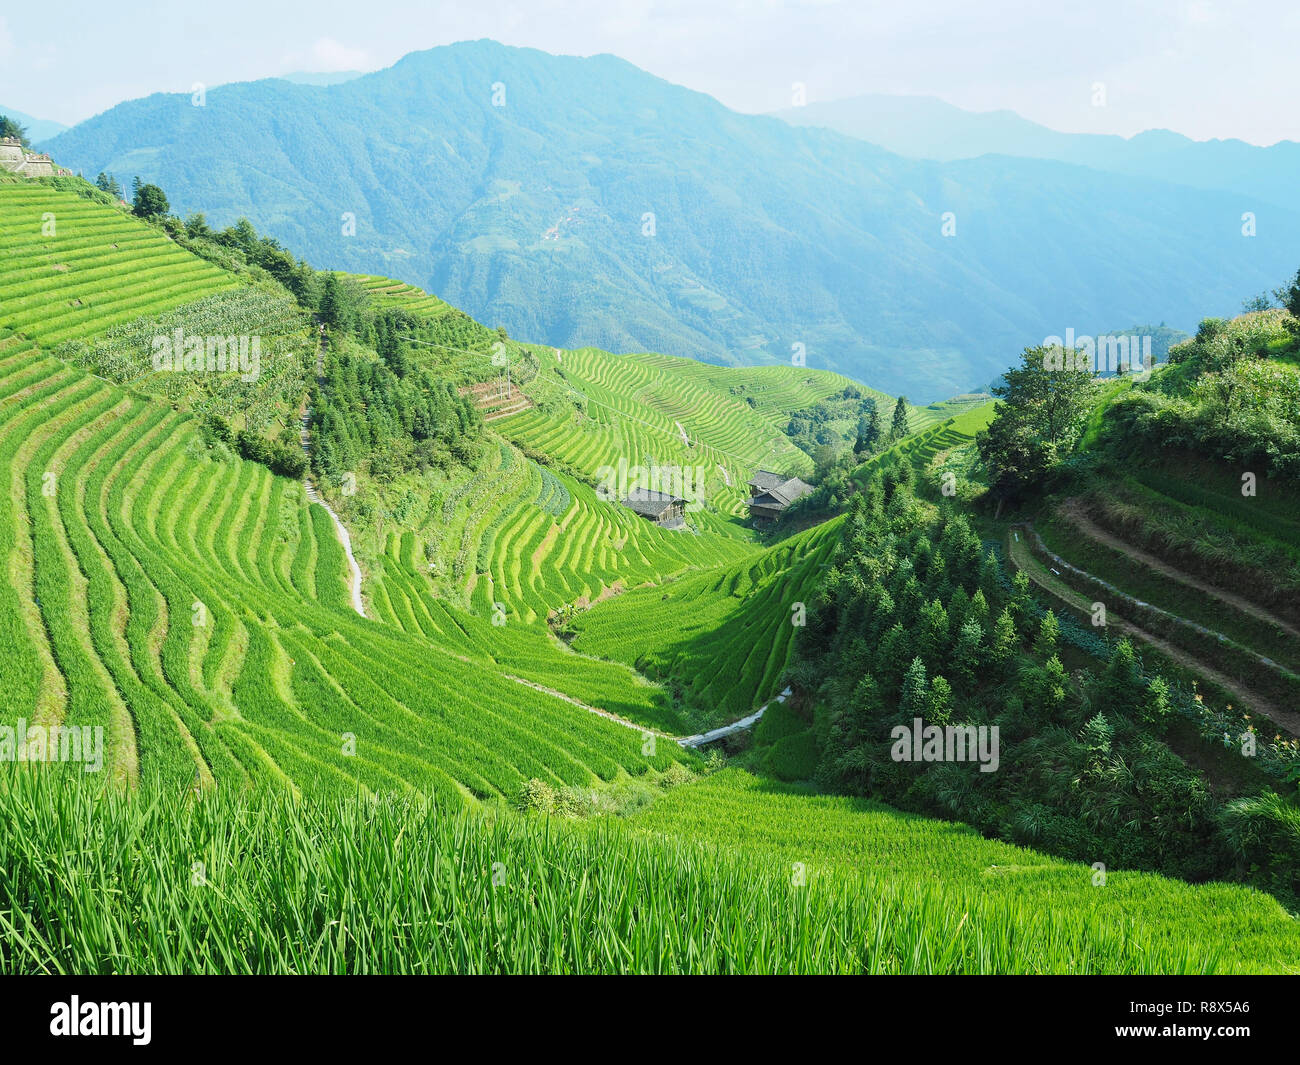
[976,345,1097,505]
[0,115,29,147]
[812,443,838,481]
[185,212,212,239]
[95,172,122,198]
[1274,267,1300,321]
[132,183,170,220]
[220,217,258,255]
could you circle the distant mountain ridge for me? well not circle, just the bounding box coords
[776,94,1300,212]
[0,104,67,142]
[41,41,1300,400]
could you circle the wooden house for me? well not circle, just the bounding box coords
[746,470,813,522]
[622,487,687,528]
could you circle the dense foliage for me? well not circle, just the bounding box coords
[1103,308,1300,478]
[976,345,1097,505]
[792,476,1300,897]
[312,339,485,482]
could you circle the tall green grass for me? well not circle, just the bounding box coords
[0,766,1259,975]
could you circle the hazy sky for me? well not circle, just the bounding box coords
[2,0,1296,143]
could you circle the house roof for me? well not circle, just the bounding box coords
[767,477,813,505]
[747,469,787,492]
[747,476,814,510]
[622,487,685,519]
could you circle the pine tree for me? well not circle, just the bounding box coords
[979,548,1003,607]
[1010,571,1033,624]
[947,586,971,632]
[853,398,881,456]
[320,273,342,331]
[1098,638,1146,718]
[1034,611,1060,659]
[954,618,984,688]
[927,675,953,725]
[900,657,928,718]
[888,396,910,444]
[990,608,1019,675]
[918,599,950,665]
[874,622,911,690]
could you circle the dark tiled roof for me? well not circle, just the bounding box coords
[747,476,814,511]
[767,477,813,505]
[747,469,786,492]
[622,488,685,519]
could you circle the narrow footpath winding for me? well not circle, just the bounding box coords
[301,324,365,618]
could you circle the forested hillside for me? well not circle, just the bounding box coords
[42,40,1300,400]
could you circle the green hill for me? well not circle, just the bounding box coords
[42,40,1300,400]
[1,174,1298,976]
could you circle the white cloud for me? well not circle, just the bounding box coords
[283,36,373,73]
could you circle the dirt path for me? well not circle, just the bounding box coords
[1008,527,1300,736]
[1060,498,1300,643]
[301,324,365,618]
[503,674,670,736]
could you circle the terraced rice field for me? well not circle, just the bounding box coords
[0,330,682,795]
[501,346,814,529]
[10,764,1296,974]
[0,186,237,346]
[570,518,844,723]
[354,274,459,318]
[849,402,995,487]
[632,769,1300,974]
[372,436,753,628]
[630,352,893,425]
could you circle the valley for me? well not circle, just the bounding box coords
[2,105,1299,979]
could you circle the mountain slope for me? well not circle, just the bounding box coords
[42,40,1300,400]
[776,94,1300,212]
[1,104,67,142]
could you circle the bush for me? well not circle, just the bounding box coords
[516,778,557,814]
[1219,792,1300,904]
[766,731,820,782]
